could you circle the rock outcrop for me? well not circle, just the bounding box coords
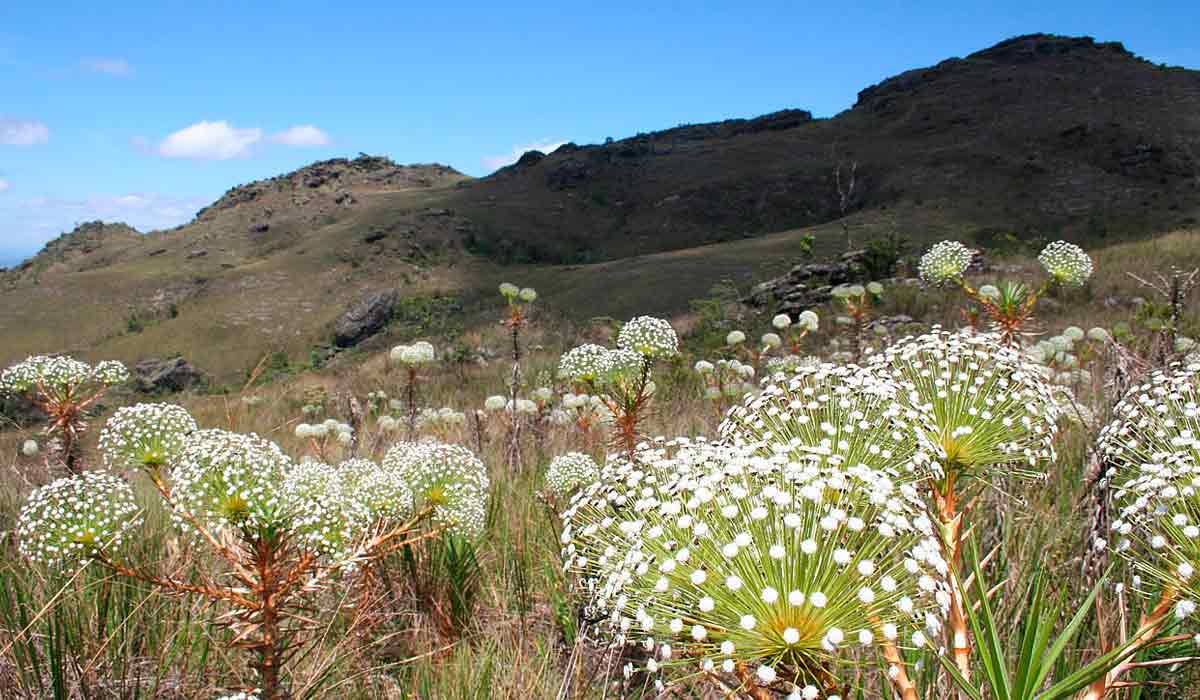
[134,357,206,393]
[333,288,401,348]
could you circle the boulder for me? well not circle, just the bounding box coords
[135,357,205,393]
[333,288,400,348]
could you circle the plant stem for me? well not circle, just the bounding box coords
[935,473,972,685]
[1076,587,1178,700]
[880,639,920,700]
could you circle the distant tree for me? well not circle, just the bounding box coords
[832,145,860,251]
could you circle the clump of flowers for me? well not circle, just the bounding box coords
[830,282,884,361]
[1,355,130,472]
[869,326,1060,679]
[560,436,950,695]
[1038,240,1094,287]
[917,241,974,285]
[294,419,354,460]
[559,344,614,383]
[171,429,293,535]
[561,316,679,455]
[871,327,1060,477]
[391,341,437,439]
[99,403,198,470]
[338,457,413,520]
[921,239,1095,343]
[619,316,680,358]
[383,441,490,537]
[545,452,600,498]
[695,358,757,407]
[283,460,371,559]
[720,361,937,479]
[21,439,39,457]
[17,471,143,567]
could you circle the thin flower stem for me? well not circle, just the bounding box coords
[1076,587,1178,700]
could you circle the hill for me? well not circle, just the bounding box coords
[1,33,1197,384]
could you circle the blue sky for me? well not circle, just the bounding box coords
[1,1,1198,266]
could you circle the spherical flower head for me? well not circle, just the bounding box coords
[391,341,436,366]
[484,395,507,412]
[918,241,973,284]
[559,439,949,688]
[1103,366,1200,603]
[282,460,371,559]
[772,314,792,330]
[1062,326,1085,342]
[384,441,489,537]
[797,310,819,332]
[18,471,143,568]
[499,282,519,299]
[726,330,747,346]
[605,348,645,381]
[866,281,884,296]
[762,332,783,349]
[21,439,39,457]
[518,287,538,303]
[92,360,131,386]
[1038,241,1093,287]
[870,326,1060,475]
[1087,327,1111,343]
[978,284,1001,301]
[618,316,679,359]
[515,399,538,415]
[695,360,715,375]
[99,403,197,471]
[170,429,292,535]
[720,361,937,478]
[559,344,614,382]
[533,386,554,402]
[546,452,601,498]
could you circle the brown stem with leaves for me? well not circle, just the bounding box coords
[1076,587,1179,700]
[935,473,972,685]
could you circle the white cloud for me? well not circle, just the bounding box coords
[270,125,331,147]
[481,139,568,171]
[0,118,50,146]
[80,57,134,76]
[0,192,209,266]
[0,179,9,193]
[157,120,263,160]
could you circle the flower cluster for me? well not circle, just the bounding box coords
[338,458,414,520]
[1,355,128,397]
[382,441,490,537]
[21,439,39,457]
[721,362,936,478]
[500,282,537,303]
[170,429,293,535]
[559,344,614,382]
[1038,240,1093,287]
[560,436,950,689]
[417,407,468,429]
[99,403,198,470]
[17,471,143,567]
[390,341,437,366]
[695,358,757,401]
[1102,365,1200,610]
[917,241,974,285]
[870,327,1060,475]
[294,419,353,445]
[282,460,371,559]
[545,452,601,498]
[618,316,679,359]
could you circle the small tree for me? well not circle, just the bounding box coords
[0,355,129,474]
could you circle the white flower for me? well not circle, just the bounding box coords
[772,314,792,330]
[918,241,973,284]
[21,440,39,457]
[726,330,746,346]
[1038,241,1093,287]
[618,316,679,358]
[17,471,144,567]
